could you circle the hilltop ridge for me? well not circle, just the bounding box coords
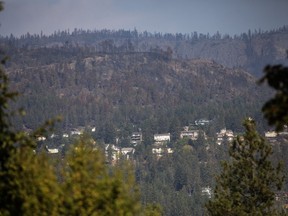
[2,26,288,76]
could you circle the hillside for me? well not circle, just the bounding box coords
[0,27,287,216]
[2,26,288,76]
[5,47,270,143]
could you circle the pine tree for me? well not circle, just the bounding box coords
[61,136,141,216]
[0,22,63,214]
[206,119,284,216]
[258,65,288,132]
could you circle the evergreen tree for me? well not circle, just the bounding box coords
[61,136,141,216]
[143,203,163,216]
[206,119,284,215]
[258,65,288,132]
[0,24,61,214]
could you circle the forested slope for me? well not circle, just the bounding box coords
[2,26,288,76]
[5,46,270,142]
[1,28,287,216]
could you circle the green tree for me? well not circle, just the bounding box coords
[61,136,141,215]
[0,26,61,214]
[143,203,163,216]
[0,148,61,216]
[206,119,283,215]
[258,65,288,132]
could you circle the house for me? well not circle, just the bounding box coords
[201,186,212,198]
[265,129,288,144]
[154,133,171,142]
[154,133,170,146]
[121,147,135,160]
[152,147,173,158]
[45,145,59,154]
[105,144,120,161]
[216,128,234,145]
[264,130,278,143]
[71,129,83,136]
[195,119,210,126]
[63,133,69,138]
[152,133,172,158]
[130,132,143,146]
[105,145,135,162]
[37,136,46,141]
[152,147,163,155]
[180,130,199,140]
[105,144,120,153]
[265,131,277,138]
[50,133,57,138]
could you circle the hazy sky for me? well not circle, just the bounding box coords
[0,0,287,37]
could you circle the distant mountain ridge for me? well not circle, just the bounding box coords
[2,26,288,76]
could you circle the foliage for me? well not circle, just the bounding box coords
[143,203,163,216]
[0,75,143,215]
[2,2,288,214]
[0,148,61,216]
[3,22,288,77]
[0,35,151,216]
[258,65,288,132]
[206,119,284,216]
[7,47,267,137]
[61,136,141,216]
[0,37,61,215]
[136,138,226,216]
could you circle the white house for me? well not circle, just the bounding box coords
[121,147,135,155]
[63,133,69,138]
[195,119,210,126]
[216,128,234,145]
[152,147,173,158]
[201,186,212,198]
[167,148,174,154]
[265,131,277,138]
[37,136,46,141]
[50,133,57,138]
[71,129,83,136]
[180,130,199,140]
[130,132,143,146]
[121,147,135,160]
[154,133,171,145]
[105,144,120,161]
[152,147,163,155]
[105,145,135,162]
[45,145,59,154]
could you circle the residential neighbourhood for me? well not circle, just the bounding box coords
[38,121,288,165]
